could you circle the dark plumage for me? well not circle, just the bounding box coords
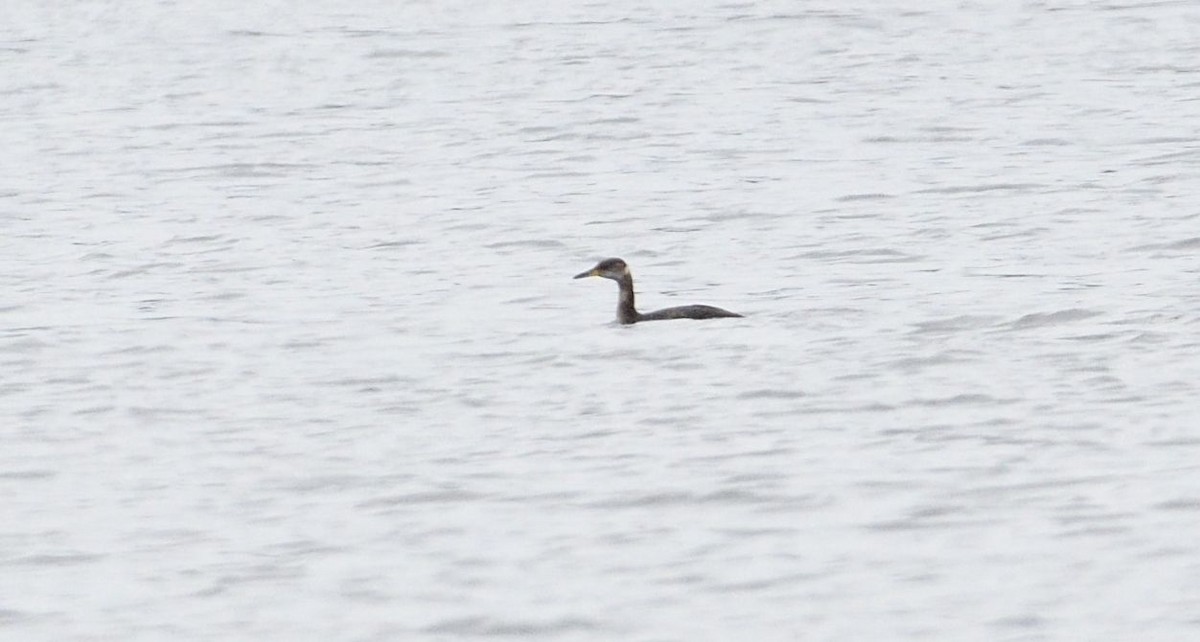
[573,258,743,325]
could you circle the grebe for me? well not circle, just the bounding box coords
[573,258,743,325]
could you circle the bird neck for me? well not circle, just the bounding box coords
[616,274,639,324]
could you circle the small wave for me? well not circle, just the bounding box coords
[738,389,806,400]
[1127,236,1200,252]
[423,616,605,636]
[914,183,1044,194]
[1009,308,1102,329]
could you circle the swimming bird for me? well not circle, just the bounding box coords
[573,257,743,325]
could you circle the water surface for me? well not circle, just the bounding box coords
[3,1,1200,640]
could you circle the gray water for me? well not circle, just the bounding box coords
[4,1,1200,640]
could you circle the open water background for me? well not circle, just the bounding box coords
[3,1,1200,640]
